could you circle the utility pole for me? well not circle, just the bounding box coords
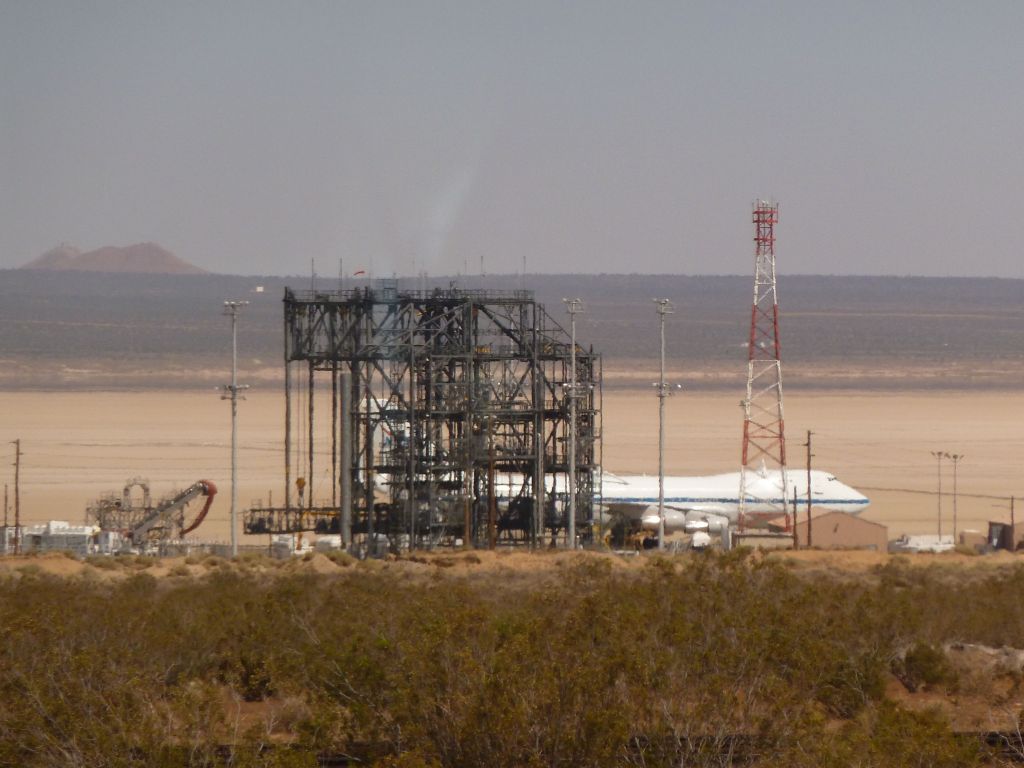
[11,440,20,555]
[563,298,583,549]
[805,430,814,548]
[792,487,798,549]
[1011,496,1016,552]
[654,299,674,551]
[946,453,964,544]
[3,482,7,528]
[222,301,250,558]
[930,450,944,540]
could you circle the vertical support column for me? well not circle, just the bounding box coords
[284,331,291,512]
[463,302,475,548]
[564,298,582,549]
[308,361,315,513]
[365,382,375,547]
[331,362,338,508]
[408,342,417,549]
[340,370,353,548]
[488,416,497,550]
[597,354,604,546]
[532,308,544,549]
[425,355,436,550]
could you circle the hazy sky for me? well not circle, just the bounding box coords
[3,2,1024,277]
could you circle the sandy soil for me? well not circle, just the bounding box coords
[0,387,1020,544]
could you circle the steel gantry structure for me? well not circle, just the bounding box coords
[244,281,600,551]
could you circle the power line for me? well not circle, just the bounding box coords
[857,485,1017,501]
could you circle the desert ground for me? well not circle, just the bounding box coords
[0,380,1020,544]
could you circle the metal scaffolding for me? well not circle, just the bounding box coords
[244,281,600,551]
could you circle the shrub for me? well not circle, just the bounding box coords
[85,555,119,570]
[323,549,355,567]
[895,642,957,692]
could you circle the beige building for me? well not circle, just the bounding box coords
[793,510,888,551]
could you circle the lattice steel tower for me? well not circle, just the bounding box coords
[739,200,789,528]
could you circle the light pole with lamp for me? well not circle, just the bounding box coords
[654,299,674,551]
[222,300,250,558]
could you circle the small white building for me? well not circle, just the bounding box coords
[0,526,16,555]
[314,535,343,552]
[889,534,955,554]
[15,521,100,557]
[270,534,316,559]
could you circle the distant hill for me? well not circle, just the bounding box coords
[21,242,207,274]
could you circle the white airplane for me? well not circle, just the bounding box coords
[378,466,869,539]
[600,468,869,535]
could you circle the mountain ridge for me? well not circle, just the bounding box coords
[22,242,207,274]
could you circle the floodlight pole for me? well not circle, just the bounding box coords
[222,301,250,558]
[563,298,583,549]
[655,299,674,551]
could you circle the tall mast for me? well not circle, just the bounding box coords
[739,201,789,530]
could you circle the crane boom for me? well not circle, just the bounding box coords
[130,480,217,543]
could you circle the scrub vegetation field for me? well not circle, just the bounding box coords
[3,549,1024,766]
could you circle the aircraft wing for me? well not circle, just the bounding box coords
[602,502,651,519]
[602,501,733,519]
[663,502,732,517]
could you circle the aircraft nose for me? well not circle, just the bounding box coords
[842,482,870,509]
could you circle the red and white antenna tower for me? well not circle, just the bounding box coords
[739,200,789,530]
